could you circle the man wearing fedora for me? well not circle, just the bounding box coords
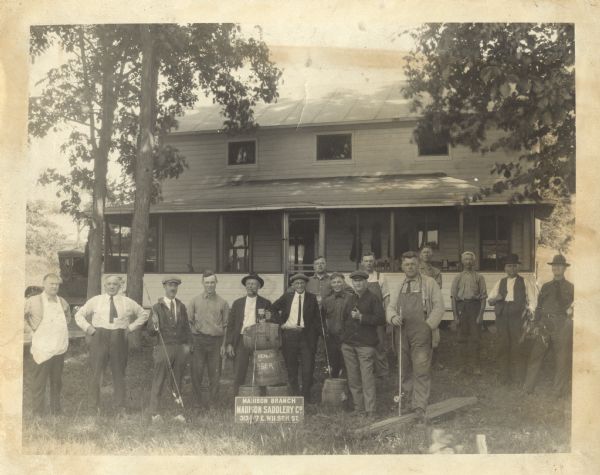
[225,273,272,397]
[270,273,321,402]
[523,255,574,398]
[488,254,537,386]
[147,276,192,421]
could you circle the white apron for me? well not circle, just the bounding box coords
[31,296,69,364]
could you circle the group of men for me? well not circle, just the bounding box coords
[24,248,574,424]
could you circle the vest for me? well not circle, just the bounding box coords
[149,298,190,345]
[495,275,527,317]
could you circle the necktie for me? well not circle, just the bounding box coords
[406,280,412,293]
[297,294,302,326]
[170,300,176,322]
[109,296,118,324]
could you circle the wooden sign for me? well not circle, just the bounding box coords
[235,396,304,423]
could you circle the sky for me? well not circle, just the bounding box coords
[27,23,418,241]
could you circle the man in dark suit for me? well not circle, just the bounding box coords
[225,273,272,396]
[269,273,322,402]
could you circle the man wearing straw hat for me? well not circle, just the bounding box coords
[225,273,272,397]
[450,251,488,375]
[270,273,321,403]
[488,254,537,386]
[523,255,574,398]
[147,275,192,422]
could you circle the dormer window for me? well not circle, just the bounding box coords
[317,133,352,161]
[228,140,257,166]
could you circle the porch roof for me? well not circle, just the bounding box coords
[105,173,530,215]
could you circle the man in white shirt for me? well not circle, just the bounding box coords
[75,275,148,413]
[225,273,272,397]
[488,254,537,386]
[24,273,72,416]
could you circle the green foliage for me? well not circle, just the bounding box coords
[539,198,574,253]
[26,200,68,259]
[30,24,282,220]
[403,23,575,203]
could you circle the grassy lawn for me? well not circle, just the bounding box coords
[21,326,571,455]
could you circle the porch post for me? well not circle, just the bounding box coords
[318,211,326,258]
[157,214,164,273]
[282,211,289,282]
[188,217,193,272]
[529,207,536,273]
[355,212,360,270]
[458,206,465,264]
[217,213,224,272]
[389,209,395,272]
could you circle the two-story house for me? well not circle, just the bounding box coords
[104,81,546,317]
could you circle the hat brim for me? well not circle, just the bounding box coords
[241,276,264,288]
[290,276,309,283]
[547,262,570,266]
[162,279,182,285]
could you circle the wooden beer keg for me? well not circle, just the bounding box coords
[321,378,349,407]
[243,322,281,350]
[254,349,287,386]
[237,385,263,397]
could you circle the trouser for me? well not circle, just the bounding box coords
[341,343,376,413]
[191,333,223,404]
[282,330,316,399]
[148,343,190,414]
[496,304,527,384]
[394,319,432,411]
[233,339,253,396]
[324,333,345,378]
[456,300,482,368]
[523,316,573,397]
[88,328,128,409]
[31,353,65,415]
[374,324,390,378]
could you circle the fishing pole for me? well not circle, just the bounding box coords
[317,301,332,378]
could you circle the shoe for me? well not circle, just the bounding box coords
[173,414,186,423]
[151,414,163,423]
[414,408,427,425]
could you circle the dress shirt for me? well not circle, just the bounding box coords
[306,273,333,300]
[163,297,177,321]
[488,276,537,312]
[283,291,305,329]
[75,293,148,332]
[419,262,442,288]
[451,271,487,301]
[240,296,257,334]
[188,292,230,336]
[322,290,353,336]
[31,292,69,364]
[367,271,390,300]
[536,278,574,317]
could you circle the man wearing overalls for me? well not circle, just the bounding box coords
[361,252,391,379]
[387,251,445,423]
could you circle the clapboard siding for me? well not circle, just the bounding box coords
[159,122,517,203]
[251,212,282,272]
[191,215,218,272]
[163,215,191,272]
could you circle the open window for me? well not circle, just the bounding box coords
[223,215,250,272]
[479,214,510,271]
[227,140,257,166]
[316,133,352,161]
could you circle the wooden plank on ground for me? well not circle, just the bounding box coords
[354,396,478,436]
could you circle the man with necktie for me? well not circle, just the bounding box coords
[75,275,149,414]
[147,276,192,421]
[270,273,321,402]
[225,273,272,397]
[387,251,445,423]
[523,255,574,398]
[24,273,72,416]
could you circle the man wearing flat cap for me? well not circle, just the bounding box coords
[341,270,386,417]
[270,273,321,402]
[523,255,574,398]
[225,273,272,397]
[488,254,537,386]
[147,276,192,421]
[387,252,444,423]
[450,251,488,375]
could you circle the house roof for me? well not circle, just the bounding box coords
[173,81,415,134]
[105,173,527,215]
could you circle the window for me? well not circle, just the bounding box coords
[316,134,352,161]
[416,127,449,156]
[228,140,256,165]
[417,223,439,249]
[479,215,510,271]
[223,215,250,272]
[106,219,158,273]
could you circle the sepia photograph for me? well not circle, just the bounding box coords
[0,1,597,470]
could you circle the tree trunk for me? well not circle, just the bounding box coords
[126,25,158,306]
[86,34,118,299]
